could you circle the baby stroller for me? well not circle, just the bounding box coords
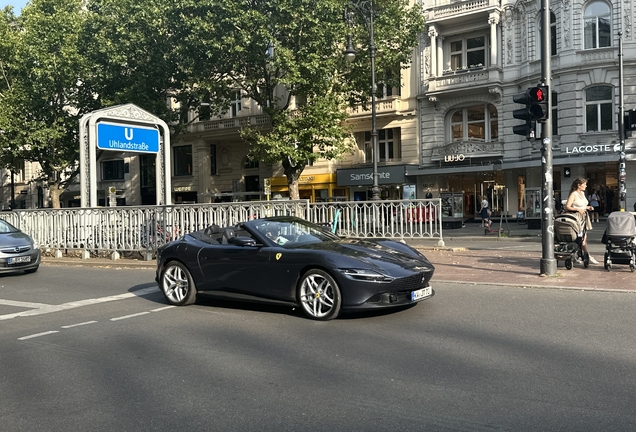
[602,211,636,272]
[554,213,589,270]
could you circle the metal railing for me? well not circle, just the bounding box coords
[0,199,444,258]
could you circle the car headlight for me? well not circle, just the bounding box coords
[339,268,394,283]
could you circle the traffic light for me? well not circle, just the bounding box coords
[527,86,549,122]
[625,109,636,132]
[512,90,536,140]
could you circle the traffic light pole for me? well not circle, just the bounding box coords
[540,0,556,276]
[618,31,627,211]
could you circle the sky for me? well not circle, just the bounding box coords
[1,0,28,13]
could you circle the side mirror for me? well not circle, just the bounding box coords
[229,236,262,247]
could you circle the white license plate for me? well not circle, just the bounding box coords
[411,286,432,301]
[8,256,31,264]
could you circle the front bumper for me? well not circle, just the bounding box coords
[0,250,41,273]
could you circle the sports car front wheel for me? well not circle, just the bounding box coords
[160,261,197,306]
[298,269,342,321]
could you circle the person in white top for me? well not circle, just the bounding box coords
[564,178,598,264]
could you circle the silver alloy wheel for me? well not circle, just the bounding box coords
[161,262,196,305]
[298,269,341,320]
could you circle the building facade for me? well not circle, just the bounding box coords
[414,0,636,221]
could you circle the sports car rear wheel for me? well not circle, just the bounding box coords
[160,261,197,306]
[298,269,342,321]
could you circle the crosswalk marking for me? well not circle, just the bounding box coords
[0,286,159,321]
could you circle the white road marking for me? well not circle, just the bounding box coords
[18,331,59,340]
[61,321,98,329]
[0,299,50,308]
[151,306,175,312]
[110,312,150,321]
[0,286,159,321]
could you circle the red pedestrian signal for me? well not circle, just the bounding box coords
[528,86,549,122]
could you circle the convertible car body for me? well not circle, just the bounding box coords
[155,216,434,320]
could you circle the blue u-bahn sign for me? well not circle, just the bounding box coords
[96,122,159,153]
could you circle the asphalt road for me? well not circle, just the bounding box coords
[1,266,636,431]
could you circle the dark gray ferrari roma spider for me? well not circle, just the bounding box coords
[155,216,435,320]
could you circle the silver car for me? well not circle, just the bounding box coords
[0,219,40,274]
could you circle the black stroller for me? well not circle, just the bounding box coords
[602,211,636,272]
[554,213,589,270]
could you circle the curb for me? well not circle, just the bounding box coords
[434,280,636,294]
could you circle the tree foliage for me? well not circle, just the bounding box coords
[174,0,424,198]
[0,0,424,205]
[0,0,91,207]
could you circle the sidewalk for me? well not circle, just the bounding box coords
[41,218,636,293]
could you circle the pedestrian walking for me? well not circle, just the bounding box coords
[564,177,598,264]
[588,189,600,223]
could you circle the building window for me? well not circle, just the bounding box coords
[584,1,611,49]
[377,69,401,98]
[449,36,486,71]
[585,86,613,132]
[174,145,193,176]
[449,104,498,142]
[231,90,242,117]
[210,144,217,175]
[540,11,557,56]
[101,159,125,180]
[244,155,259,169]
[363,129,400,162]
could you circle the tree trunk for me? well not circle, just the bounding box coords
[282,159,303,200]
[49,183,62,208]
[288,178,300,200]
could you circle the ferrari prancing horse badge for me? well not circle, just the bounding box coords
[276,253,282,260]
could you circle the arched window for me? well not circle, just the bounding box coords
[584,2,611,49]
[585,86,613,131]
[449,104,498,142]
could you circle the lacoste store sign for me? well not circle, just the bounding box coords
[565,143,621,154]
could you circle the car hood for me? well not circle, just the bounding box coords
[299,238,433,273]
[0,232,35,249]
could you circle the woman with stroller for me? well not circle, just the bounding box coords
[564,178,599,264]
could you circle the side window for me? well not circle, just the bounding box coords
[448,104,498,142]
[448,36,486,71]
[102,160,125,180]
[210,144,217,175]
[585,86,613,132]
[584,1,611,49]
[174,145,193,176]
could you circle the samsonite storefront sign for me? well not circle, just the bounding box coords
[337,165,412,186]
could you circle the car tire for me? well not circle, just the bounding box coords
[160,261,197,306]
[298,269,342,321]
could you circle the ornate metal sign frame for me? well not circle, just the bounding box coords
[79,103,172,207]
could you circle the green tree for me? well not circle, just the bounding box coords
[0,0,92,208]
[175,0,425,199]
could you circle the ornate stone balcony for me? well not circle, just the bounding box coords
[426,0,500,23]
[427,68,497,95]
[192,115,271,134]
[345,97,413,119]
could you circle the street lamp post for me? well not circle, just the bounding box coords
[344,0,381,201]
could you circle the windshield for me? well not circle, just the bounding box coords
[0,219,20,234]
[253,219,339,246]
